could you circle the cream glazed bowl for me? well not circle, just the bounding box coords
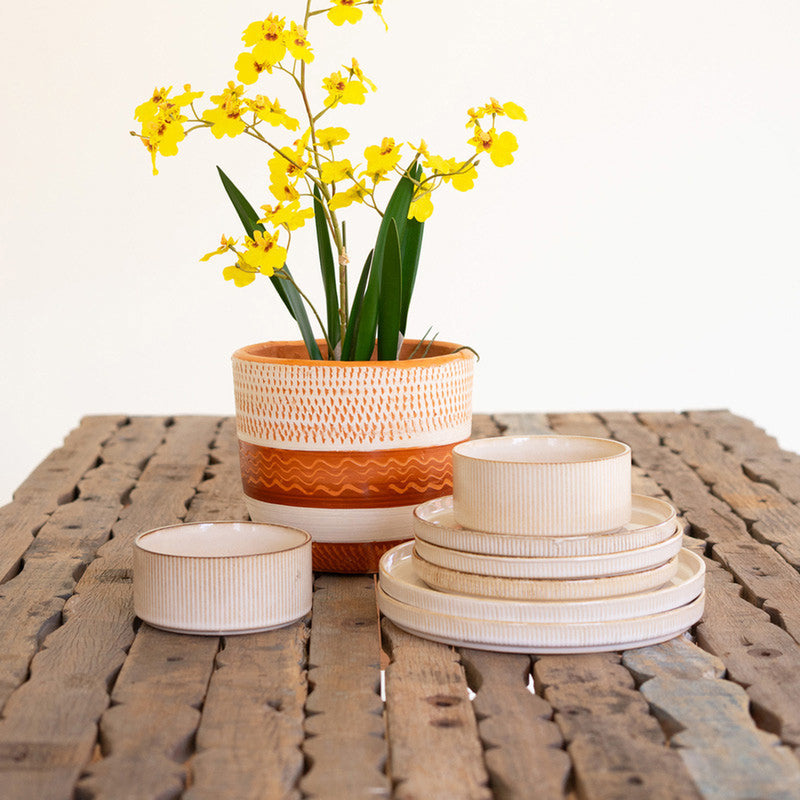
[453,435,632,535]
[133,521,312,635]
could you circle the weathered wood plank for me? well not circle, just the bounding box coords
[185,622,309,800]
[471,413,502,439]
[301,575,389,800]
[598,412,800,749]
[625,638,800,800]
[687,410,780,458]
[0,417,220,800]
[0,415,126,584]
[79,416,242,800]
[382,619,491,800]
[494,412,551,435]
[638,411,800,569]
[459,650,570,800]
[534,653,702,800]
[0,417,168,714]
[78,626,219,800]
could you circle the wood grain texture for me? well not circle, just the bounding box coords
[687,410,780,458]
[459,650,570,800]
[79,416,243,800]
[301,575,389,800]
[382,619,491,800]
[638,411,800,569]
[494,412,551,435]
[185,622,310,800]
[625,638,800,800]
[0,416,220,800]
[471,414,502,439]
[0,415,126,584]
[534,653,702,800]
[0,417,168,715]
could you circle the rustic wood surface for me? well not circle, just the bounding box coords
[1,411,800,799]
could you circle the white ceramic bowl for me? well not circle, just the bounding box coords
[414,494,677,558]
[453,435,632,535]
[133,521,312,635]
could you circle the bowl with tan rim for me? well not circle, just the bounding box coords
[452,435,631,535]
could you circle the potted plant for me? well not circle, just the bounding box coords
[133,0,525,572]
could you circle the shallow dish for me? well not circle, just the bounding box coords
[133,521,312,635]
[453,435,631,535]
[381,542,704,623]
[413,548,679,601]
[414,526,683,579]
[414,494,677,557]
[378,585,705,654]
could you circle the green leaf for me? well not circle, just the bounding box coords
[378,219,403,360]
[217,166,322,360]
[312,184,340,349]
[341,249,373,360]
[352,167,416,360]
[399,216,424,334]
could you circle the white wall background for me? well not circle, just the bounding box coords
[2,0,799,505]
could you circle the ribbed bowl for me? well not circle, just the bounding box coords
[453,435,631,535]
[133,521,312,635]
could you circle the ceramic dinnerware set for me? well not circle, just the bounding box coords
[377,435,706,653]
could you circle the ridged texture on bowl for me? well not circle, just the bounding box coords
[413,549,679,601]
[379,542,705,623]
[134,538,312,634]
[413,527,683,579]
[453,439,631,535]
[377,586,705,654]
[415,495,677,557]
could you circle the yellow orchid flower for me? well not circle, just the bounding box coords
[316,126,350,150]
[329,182,369,210]
[360,166,391,185]
[284,22,314,63]
[328,0,363,26]
[200,235,239,262]
[235,52,273,84]
[243,15,287,65]
[408,191,433,222]
[345,58,377,92]
[502,101,527,120]
[202,82,247,138]
[322,72,367,107]
[222,262,258,287]
[320,159,354,183]
[372,0,388,30]
[241,230,287,276]
[259,201,314,230]
[449,161,478,192]
[135,86,172,122]
[364,137,401,173]
[246,95,299,130]
[468,127,518,167]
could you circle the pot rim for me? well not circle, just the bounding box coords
[232,339,476,368]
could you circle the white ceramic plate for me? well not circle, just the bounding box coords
[413,548,679,601]
[414,494,677,557]
[378,584,705,654]
[133,521,312,635]
[380,542,705,623]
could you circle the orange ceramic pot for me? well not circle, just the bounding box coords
[232,340,476,573]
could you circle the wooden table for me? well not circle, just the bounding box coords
[2,411,800,799]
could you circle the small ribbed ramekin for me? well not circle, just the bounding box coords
[133,521,312,635]
[453,435,631,535]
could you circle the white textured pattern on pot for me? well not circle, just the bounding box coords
[245,495,417,543]
[453,448,632,535]
[133,534,312,635]
[232,355,474,451]
[377,585,705,654]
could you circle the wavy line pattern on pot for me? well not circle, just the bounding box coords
[232,342,475,451]
[239,441,461,508]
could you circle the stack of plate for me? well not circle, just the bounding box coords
[378,435,705,653]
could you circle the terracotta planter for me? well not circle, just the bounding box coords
[232,339,476,573]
